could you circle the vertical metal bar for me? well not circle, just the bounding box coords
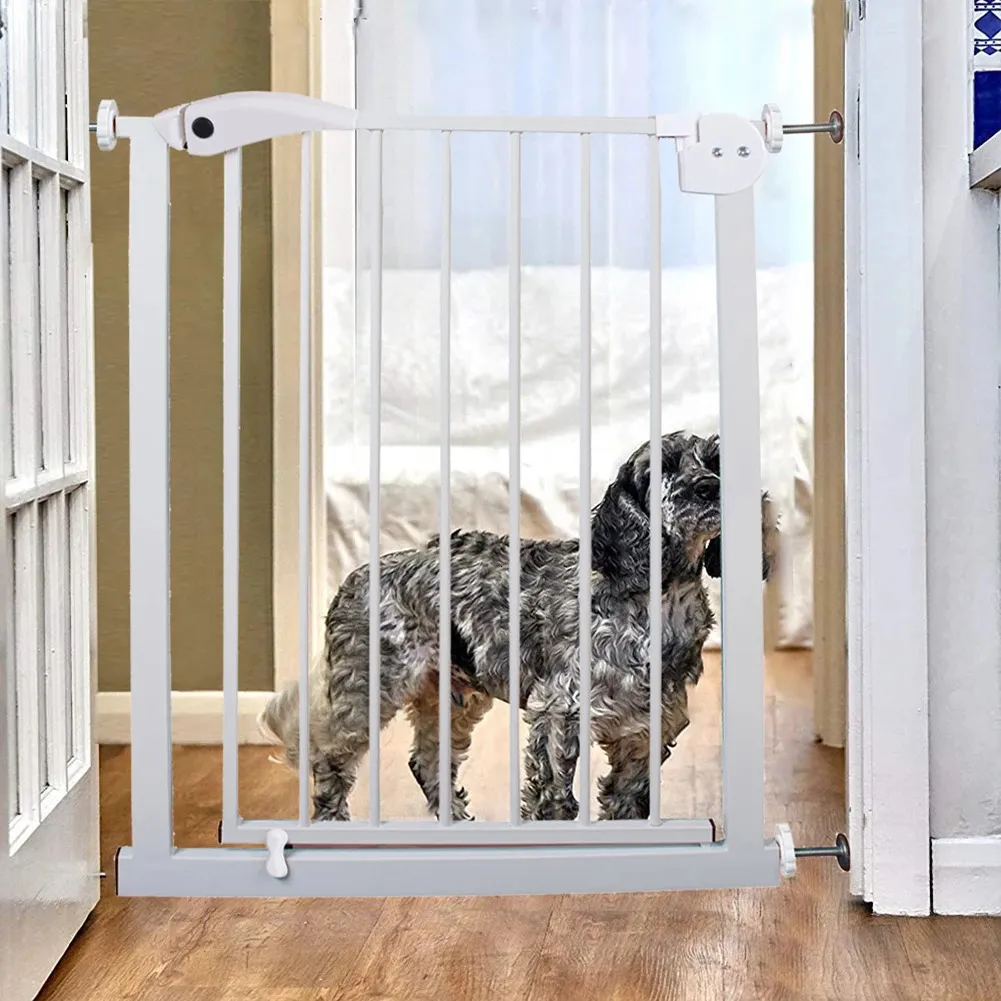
[715,189,766,853]
[508,131,522,825]
[222,147,243,837]
[298,133,313,827]
[577,132,591,825]
[126,121,173,860]
[647,135,663,826]
[368,129,384,827]
[438,131,453,826]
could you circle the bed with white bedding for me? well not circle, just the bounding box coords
[322,262,814,648]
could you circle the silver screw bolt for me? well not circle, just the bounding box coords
[737,145,750,158]
[711,146,723,158]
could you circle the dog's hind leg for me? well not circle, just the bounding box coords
[307,641,409,821]
[521,692,581,822]
[405,676,492,821]
[311,697,404,821]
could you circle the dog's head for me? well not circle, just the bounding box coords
[591,431,775,589]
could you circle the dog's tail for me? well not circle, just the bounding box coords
[257,680,304,770]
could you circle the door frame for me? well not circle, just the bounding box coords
[844,0,931,915]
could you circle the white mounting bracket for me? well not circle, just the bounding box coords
[265,828,290,879]
[761,103,784,153]
[675,112,769,195]
[94,99,119,151]
[774,822,797,879]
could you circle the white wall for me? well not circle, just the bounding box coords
[923,0,1001,841]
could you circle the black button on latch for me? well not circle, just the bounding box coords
[191,116,214,139]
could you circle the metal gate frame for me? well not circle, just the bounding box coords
[96,91,841,898]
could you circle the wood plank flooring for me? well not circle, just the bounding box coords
[39,652,1001,1000]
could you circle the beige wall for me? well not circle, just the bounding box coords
[90,0,274,692]
[811,0,847,747]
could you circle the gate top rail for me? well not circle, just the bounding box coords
[89,90,844,196]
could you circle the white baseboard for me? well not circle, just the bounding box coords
[931,837,1001,915]
[96,690,276,746]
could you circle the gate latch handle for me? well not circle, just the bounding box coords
[265,828,290,879]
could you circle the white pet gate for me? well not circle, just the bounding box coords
[95,90,849,898]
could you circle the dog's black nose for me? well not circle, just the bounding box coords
[694,477,720,502]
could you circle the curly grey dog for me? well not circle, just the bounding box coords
[260,430,776,823]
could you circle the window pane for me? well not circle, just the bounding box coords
[65,484,85,765]
[25,0,36,146]
[37,493,68,793]
[2,168,10,478]
[6,514,18,827]
[36,501,48,792]
[9,505,35,832]
[6,0,36,144]
[56,0,66,161]
[64,488,73,761]
[33,177,43,471]
[0,0,9,135]
[32,0,42,150]
[61,186,70,462]
[62,0,78,167]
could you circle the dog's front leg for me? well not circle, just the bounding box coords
[521,699,580,822]
[596,690,691,821]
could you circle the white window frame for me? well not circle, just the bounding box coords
[2,0,94,855]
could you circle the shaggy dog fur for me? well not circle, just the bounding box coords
[260,430,776,823]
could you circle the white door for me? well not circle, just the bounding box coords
[0,2,100,997]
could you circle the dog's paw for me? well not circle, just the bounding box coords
[522,795,579,822]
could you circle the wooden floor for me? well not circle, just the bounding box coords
[41,652,1001,1000]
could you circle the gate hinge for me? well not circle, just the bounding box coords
[266,828,290,879]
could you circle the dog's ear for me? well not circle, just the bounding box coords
[591,436,688,590]
[703,536,722,579]
[761,491,777,582]
[702,433,721,476]
[591,455,652,587]
[702,538,772,581]
[702,493,776,582]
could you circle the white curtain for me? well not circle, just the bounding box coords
[324,0,815,646]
